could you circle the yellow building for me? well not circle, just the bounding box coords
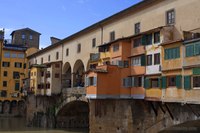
[0,43,28,101]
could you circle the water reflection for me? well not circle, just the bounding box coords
[0,117,88,133]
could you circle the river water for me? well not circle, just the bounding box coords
[0,117,88,133]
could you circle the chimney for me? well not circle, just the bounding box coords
[50,37,61,45]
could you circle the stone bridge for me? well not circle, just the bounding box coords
[55,87,89,128]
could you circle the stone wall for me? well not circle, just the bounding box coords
[89,100,200,133]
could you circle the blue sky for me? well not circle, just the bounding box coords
[1,0,141,48]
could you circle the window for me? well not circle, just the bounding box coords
[18,54,24,58]
[24,63,26,69]
[87,77,97,86]
[193,76,200,88]
[146,34,152,45]
[3,71,7,77]
[131,56,141,66]
[1,90,7,97]
[15,62,22,68]
[110,31,115,41]
[55,73,60,78]
[22,34,25,39]
[123,77,132,88]
[3,81,7,87]
[66,48,69,56]
[113,44,119,52]
[77,43,81,53]
[41,58,43,64]
[186,42,200,57]
[154,53,160,65]
[2,62,10,67]
[4,52,10,58]
[154,31,160,43]
[133,77,142,87]
[147,55,152,66]
[151,78,159,88]
[92,38,96,48]
[15,82,20,91]
[168,76,176,86]
[13,72,20,79]
[56,52,59,60]
[48,55,51,61]
[55,63,60,68]
[11,53,17,58]
[165,47,180,60]
[46,83,50,89]
[133,37,142,48]
[29,35,33,40]
[166,9,175,25]
[135,22,140,34]
[41,71,44,77]
[46,71,50,78]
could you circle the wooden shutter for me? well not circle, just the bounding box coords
[142,35,147,45]
[176,75,182,89]
[144,78,150,89]
[184,76,191,90]
[131,77,135,87]
[161,76,167,89]
[141,55,146,66]
[193,68,200,75]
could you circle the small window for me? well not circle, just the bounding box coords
[133,37,141,48]
[133,77,142,87]
[135,22,140,34]
[77,44,81,53]
[46,71,51,78]
[147,55,152,66]
[165,47,180,60]
[2,62,10,67]
[29,35,33,40]
[15,62,22,68]
[92,38,96,48]
[110,31,115,41]
[15,82,20,91]
[41,58,43,64]
[146,34,152,45]
[56,52,59,60]
[41,71,44,77]
[23,63,26,69]
[113,44,119,52]
[1,90,7,97]
[22,34,25,39]
[131,56,141,66]
[4,52,10,58]
[55,73,60,78]
[48,55,51,61]
[3,81,7,87]
[18,54,25,58]
[154,53,160,65]
[168,76,176,86]
[3,71,7,77]
[11,53,17,58]
[46,83,50,89]
[166,9,175,25]
[13,72,20,79]
[151,78,159,88]
[154,31,160,43]
[66,48,69,56]
[193,76,200,88]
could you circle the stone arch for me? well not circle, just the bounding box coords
[2,100,11,114]
[73,59,85,87]
[62,62,72,88]
[18,100,26,116]
[10,100,18,114]
[0,100,2,113]
[56,100,89,128]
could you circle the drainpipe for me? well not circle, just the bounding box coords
[99,24,103,45]
[181,42,185,104]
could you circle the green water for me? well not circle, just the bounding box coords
[0,117,88,133]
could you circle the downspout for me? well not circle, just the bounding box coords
[61,43,64,93]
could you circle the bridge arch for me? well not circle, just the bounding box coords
[56,100,89,128]
[63,62,72,88]
[73,59,85,87]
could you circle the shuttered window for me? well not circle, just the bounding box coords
[176,75,182,89]
[164,47,180,60]
[161,76,167,89]
[123,77,132,88]
[185,41,200,57]
[144,78,150,89]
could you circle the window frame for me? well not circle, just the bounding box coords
[110,31,115,41]
[147,55,152,66]
[166,9,175,25]
[134,22,140,34]
[154,53,160,65]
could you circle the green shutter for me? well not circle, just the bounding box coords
[176,75,182,89]
[195,42,200,55]
[142,35,147,45]
[15,82,20,91]
[186,45,194,57]
[141,55,146,66]
[176,47,180,58]
[184,76,191,90]
[144,78,150,89]
[93,77,97,86]
[193,68,200,75]
[158,77,161,88]
[161,76,167,89]
[164,49,168,60]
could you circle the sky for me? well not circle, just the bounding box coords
[0,0,141,48]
